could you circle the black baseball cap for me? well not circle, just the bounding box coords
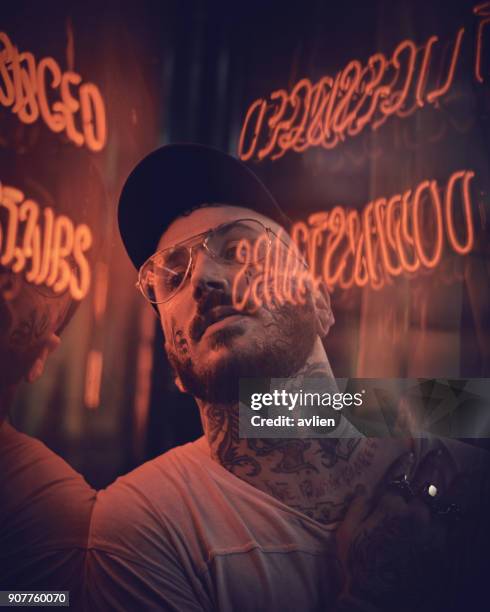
[118,143,291,270]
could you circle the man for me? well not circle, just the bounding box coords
[86,145,489,611]
[0,149,99,604]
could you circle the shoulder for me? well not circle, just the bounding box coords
[0,422,95,521]
[0,423,95,591]
[95,436,208,504]
[89,438,210,554]
[85,440,214,612]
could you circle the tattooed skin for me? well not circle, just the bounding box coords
[0,268,72,421]
[158,208,489,610]
[332,440,490,612]
[159,206,403,521]
[195,348,393,525]
[172,327,190,357]
[9,307,51,347]
[167,289,389,524]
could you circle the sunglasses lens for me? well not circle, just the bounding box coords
[140,247,191,303]
[207,219,269,262]
[138,220,280,304]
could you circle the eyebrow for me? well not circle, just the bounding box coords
[165,218,275,248]
[159,228,210,252]
[164,248,190,266]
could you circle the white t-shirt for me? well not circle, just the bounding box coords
[0,422,95,606]
[85,435,490,612]
[86,436,342,611]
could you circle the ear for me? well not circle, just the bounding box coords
[311,280,335,338]
[163,337,188,394]
[26,333,61,384]
[173,375,186,393]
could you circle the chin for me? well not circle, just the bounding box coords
[202,324,247,351]
[198,332,255,368]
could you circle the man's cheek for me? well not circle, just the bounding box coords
[166,315,191,358]
[0,296,13,335]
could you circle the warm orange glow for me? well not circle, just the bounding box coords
[133,306,156,455]
[397,189,420,274]
[231,232,311,310]
[237,23,474,161]
[0,182,93,300]
[93,262,109,321]
[231,170,477,302]
[0,31,107,152]
[426,28,464,102]
[412,180,443,268]
[415,36,439,107]
[374,197,402,277]
[445,170,475,254]
[474,3,490,83]
[238,98,267,162]
[231,238,253,311]
[84,349,103,409]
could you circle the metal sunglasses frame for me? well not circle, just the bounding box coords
[136,217,306,305]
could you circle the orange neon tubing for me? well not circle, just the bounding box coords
[238,98,266,161]
[396,190,420,273]
[272,228,286,306]
[445,170,475,255]
[278,79,312,154]
[322,72,342,149]
[474,3,490,83]
[257,89,288,160]
[18,199,40,281]
[379,40,417,116]
[358,54,389,134]
[415,36,439,107]
[37,57,65,132]
[412,180,443,269]
[306,77,333,147]
[0,187,21,266]
[374,197,403,277]
[426,28,464,103]
[362,202,379,284]
[331,60,362,136]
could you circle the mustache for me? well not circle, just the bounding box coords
[189,290,246,342]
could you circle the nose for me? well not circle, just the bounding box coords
[190,247,230,302]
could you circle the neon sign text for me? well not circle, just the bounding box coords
[475,2,490,82]
[0,182,93,300]
[0,32,107,152]
[232,227,311,310]
[239,4,489,162]
[231,169,476,307]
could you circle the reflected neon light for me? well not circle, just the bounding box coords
[231,169,476,306]
[85,349,103,409]
[0,32,107,152]
[0,182,93,300]
[239,3,489,162]
[475,2,490,83]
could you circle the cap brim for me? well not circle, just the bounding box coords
[118,143,290,270]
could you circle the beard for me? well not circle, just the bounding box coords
[167,299,317,404]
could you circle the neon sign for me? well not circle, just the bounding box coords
[0,32,107,152]
[231,169,476,308]
[475,2,490,83]
[238,3,489,162]
[232,226,311,310]
[0,182,93,300]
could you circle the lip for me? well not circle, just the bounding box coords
[199,306,247,339]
